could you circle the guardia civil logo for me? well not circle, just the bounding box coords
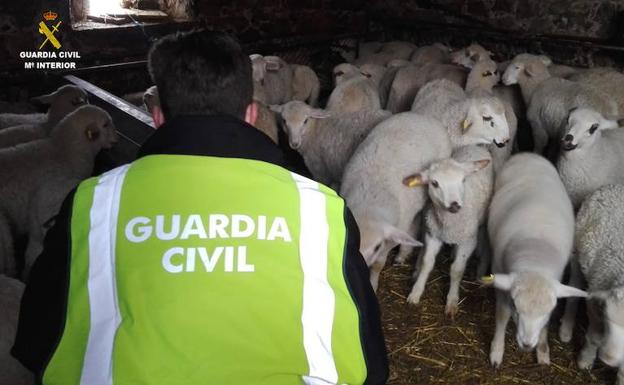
[19,11,81,70]
[39,10,62,50]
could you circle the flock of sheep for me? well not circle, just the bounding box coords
[251,41,624,384]
[0,39,623,385]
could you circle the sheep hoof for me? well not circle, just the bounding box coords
[489,350,503,369]
[406,291,422,306]
[558,323,573,343]
[577,351,595,370]
[537,350,550,365]
[445,303,458,319]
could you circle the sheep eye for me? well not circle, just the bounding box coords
[482,71,493,77]
[490,121,495,127]
[374,244,381,253]
[334,71,344,77]
[431,180,439,188]
[589,123,599,134]
[483,116,493,122]
[304,118,309,125]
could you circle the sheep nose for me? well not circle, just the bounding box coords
[563,134,574,142]
[448,202,461,213]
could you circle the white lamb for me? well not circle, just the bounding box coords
[575,184,624,385]
[387,63,468,113]
[557,107,624,209]
[250,54,293,105]
[354,41,415,66]
[450,43,493,68]
[290,64,320,107]
[0,105,118,277]
[0,275,33,385]
[411,79,510,149]
[326,75,381,114]
[340,112,453,291]
[404,145,493,318]
[410,43,451,66]
[485,153,587,367]
[502,54,617,154]
[0,85,87,130]
[0,85,89,148]
[270,101,390,189]
[142,85,160,113]
[465,58,519,173]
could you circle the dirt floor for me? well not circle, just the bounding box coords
[377,252,618,385]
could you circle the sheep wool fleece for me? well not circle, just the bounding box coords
[41,154,369,385]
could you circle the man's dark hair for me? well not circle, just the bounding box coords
[148,29,252,119]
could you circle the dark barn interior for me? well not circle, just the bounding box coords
[1,1,624,385]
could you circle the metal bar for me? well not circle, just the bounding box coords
[64,75,154,164]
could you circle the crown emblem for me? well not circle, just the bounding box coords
[43,11,58,21]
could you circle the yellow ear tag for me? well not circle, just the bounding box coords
[407,179,419,187]
[480,274,495,284]
[86,129,93,140]
[462,119,471,131]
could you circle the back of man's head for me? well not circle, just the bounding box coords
[148,30,252,120]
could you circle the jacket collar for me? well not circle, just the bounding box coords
[138,114,291,169]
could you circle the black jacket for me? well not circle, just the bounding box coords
[12,114,389,385]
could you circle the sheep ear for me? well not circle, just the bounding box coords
[482,274,515,291]
[383,225,422,247]
[462,118,473,133]
[85,123,100,141]
[309,108,331,119]
[268,104,283,114]
[524,62,538,77]
[462,159,490,174]
[31,90,58,105]
[538,55,552,66]
[402,172,428,187]
[554,283,587,298]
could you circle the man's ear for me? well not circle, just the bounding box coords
[245,102,259,126]
[152,105,166,129]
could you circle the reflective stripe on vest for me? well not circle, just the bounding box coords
[42,155,368,385]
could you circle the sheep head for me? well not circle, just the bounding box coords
[269,101,330,150]
[463,96,510,147]
[32,85,89,125]
[561,107,620,152]
[484,271,586,351]
[502,54,551,85]
[403,157,490,213]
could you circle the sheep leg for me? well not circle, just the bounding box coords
[395,219,420,265]
[406,233,442,306]
[536,326,551,365]
[578,300,601,370]
[475,225,491,279]
[490,292,511,368]
[445,237,477,319]
[559,256,583,343]
[369,253,388,293]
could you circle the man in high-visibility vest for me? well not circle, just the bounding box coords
[12,30,388,385]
